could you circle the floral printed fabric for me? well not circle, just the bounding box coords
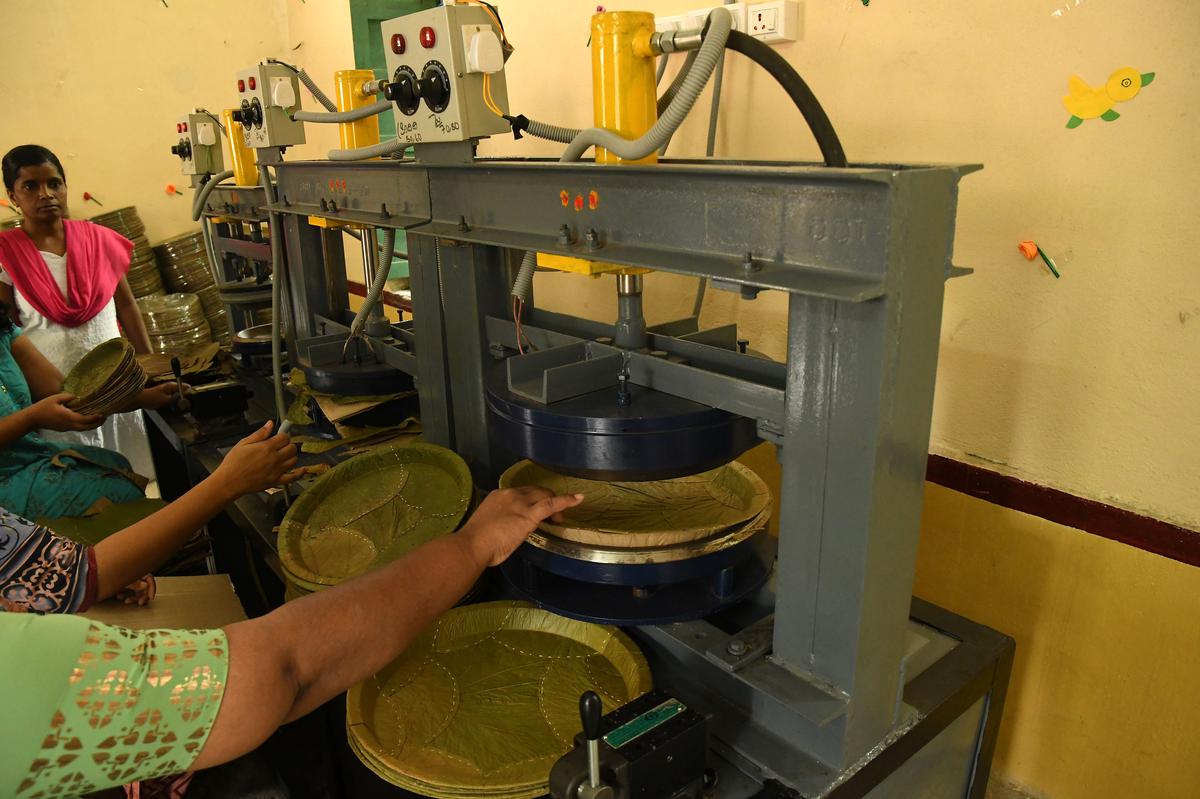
[0,613,228,798]
[0,506,95,613]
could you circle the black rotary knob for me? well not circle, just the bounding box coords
[418,62,450,113]
[384,67,420,116]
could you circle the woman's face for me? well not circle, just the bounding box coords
[8,163,67,224]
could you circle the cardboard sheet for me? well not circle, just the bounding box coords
[82,574,246,630]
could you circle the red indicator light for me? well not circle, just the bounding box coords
[420,26,436,48]
[237,79,245,92]
[176,123,183,133]
[391,33,406,54]
[248,76,257,90]
[182,122,188,133]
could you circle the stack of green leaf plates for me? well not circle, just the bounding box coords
[154,230,230,346]
[347,601,652,799]
[91,206,164,298]
[138,292,213,353]
[62,338,146,416]
[278,443,473,597]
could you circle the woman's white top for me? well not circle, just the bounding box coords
[0,251,156,479]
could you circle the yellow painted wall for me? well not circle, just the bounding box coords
[915,484,1200,799]
[0,0,289,242]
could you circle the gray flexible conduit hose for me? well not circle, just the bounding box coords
[657,51,699,115]
[706,52,726,157]
[293,99,391,123]
[342,227,407,260]
[347,228,397,338]
[656,50,699,155]
[328,137,411,161]
[656,54,669,85]
[259,167,288,427]
[512,10,730,301]
[560,7,731,162]
[191,170,235,221]
[511,251,537,302]
[519,51,698,147]
[523,119,582,144]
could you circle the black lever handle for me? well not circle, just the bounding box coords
[580,691,602,741]
[171,357,191,413]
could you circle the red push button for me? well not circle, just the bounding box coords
[420,26,436,48]
[248,76,257,90]
[237,79,245,92]
[391,33,406,54]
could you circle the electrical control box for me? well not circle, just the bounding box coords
[232,63,306,149]
[171,111,224,177]
[379,3,511,145]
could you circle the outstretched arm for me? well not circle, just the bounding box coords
[192,486,582,770]
[91,421,298,600]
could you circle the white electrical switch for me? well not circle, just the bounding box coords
[270,77,297,108]
[463,26,504,73]
[748,1,802,43]
[196,123,216,146]
[688,4,747,33]
[656,14,690,33]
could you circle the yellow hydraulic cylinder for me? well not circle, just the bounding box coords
[591,11,658,165]
[222,108,259,186]
[335,69,381,154]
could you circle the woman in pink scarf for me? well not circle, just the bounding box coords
[0,144,158,480]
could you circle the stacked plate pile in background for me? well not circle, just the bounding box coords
[137,293,213,354]
[90,206,165,298]
[63,338,147,416]
[154,231,231,346]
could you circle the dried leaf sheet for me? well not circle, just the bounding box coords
[500,460,771,548]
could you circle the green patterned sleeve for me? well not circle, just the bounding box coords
[0,614,229,798]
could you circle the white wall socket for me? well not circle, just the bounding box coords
[747,1,802,43]
[688,3,748,33]
[655,14,689,33]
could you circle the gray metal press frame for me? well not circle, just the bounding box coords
[266,156,977,785]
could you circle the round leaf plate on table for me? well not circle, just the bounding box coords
[346,601,652,799]
[278,443,472,588]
